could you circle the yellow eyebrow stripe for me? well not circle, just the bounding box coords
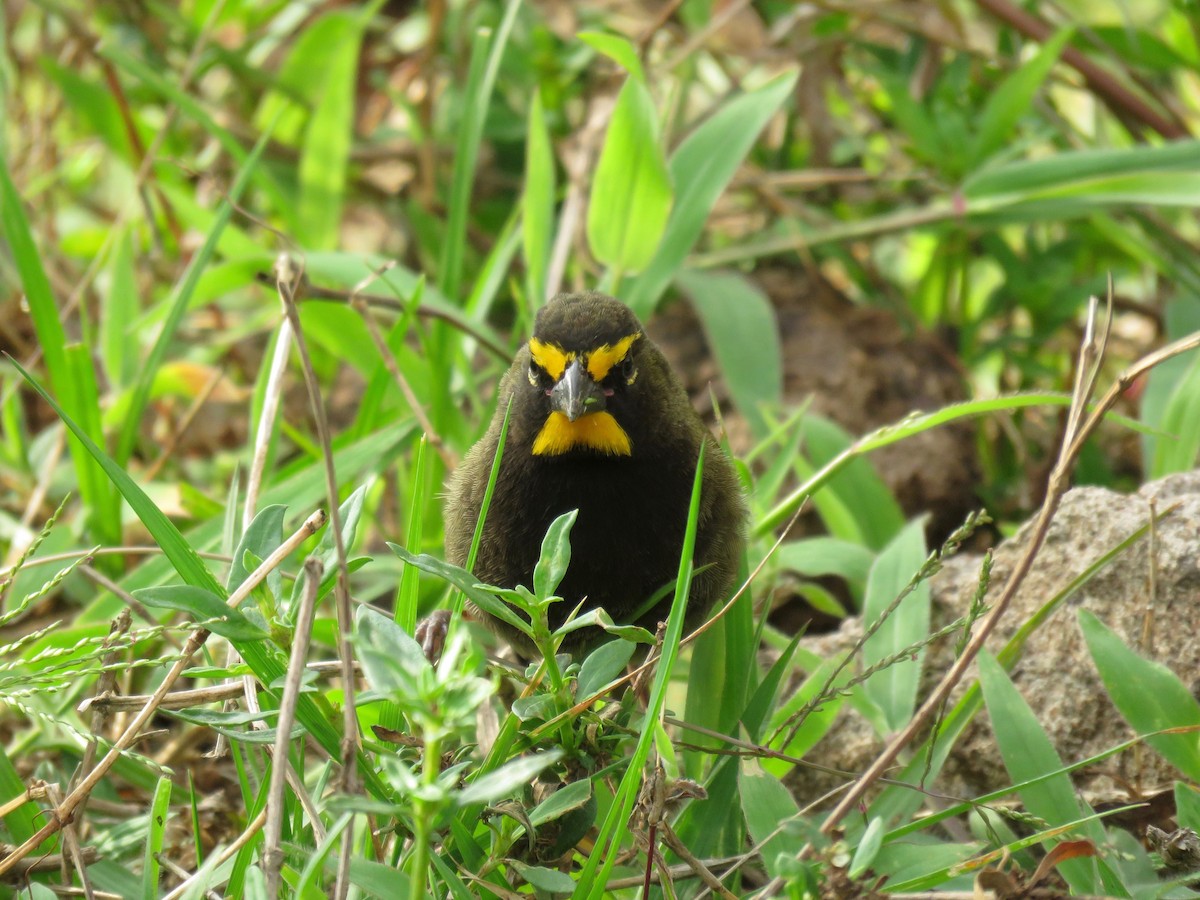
[586,333,640,382]
[529,338,571,380]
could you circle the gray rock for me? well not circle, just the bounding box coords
[785,470,1200,806]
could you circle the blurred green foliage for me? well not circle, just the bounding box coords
[2,0,1199,896]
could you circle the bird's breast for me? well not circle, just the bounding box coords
[486,451,698,620]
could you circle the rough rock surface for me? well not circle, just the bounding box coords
[784,469,1200,806]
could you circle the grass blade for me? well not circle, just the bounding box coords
[141,775,172,900]
[576,444,706,898]
[1079,609,1200,779]
[522,89,555,309]
[0,157,116,545]
[977,649,1101,894]
[438,0,521,305]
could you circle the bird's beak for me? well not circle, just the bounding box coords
[550,359,606,422]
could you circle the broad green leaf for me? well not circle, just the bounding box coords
[861,518,929,733]
[253,11,353,143]
[575,639,635,699]
[296,10,369,249]
[1140,302,1200,477]
[192,723,308,744]
[802,415,905,550]
[1090,25,1196,70]
[765,650,851,776]
[167,708,285,728]
[529,778,593,827]
[1079,610,1200,779]
[1150,349,1200,476]
[355,605,430,696]
[849,817,885,880]
[676,268,782,438]
[456,751,564,806]
[388,543,530,635]
[797,583,848,618]
[625,70,798,317]
[587,77,672,275]
[740,631,803,743]
[288,484,371,613]
[65,344,120,544]
[102,228,139,389]
[1177,782,1200,831]
[739,757,800,879]
[775,537,875,593]
[871,836,981,889]
[534,510,577,600]
[228,505,286,595]
[978,650,1102,894]
[0,745,42,846]
[133,585,269,642]
[964,139,1200,200]
[577,31,645,82]
[509,861,577,894]
[396,436,430,636]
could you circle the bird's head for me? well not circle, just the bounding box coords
[521,293,649,458]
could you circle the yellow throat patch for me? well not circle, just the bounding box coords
[533,411,631,456]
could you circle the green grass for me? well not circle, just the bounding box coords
[2,2,1200,897]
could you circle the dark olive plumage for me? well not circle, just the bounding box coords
[444,292,746,657]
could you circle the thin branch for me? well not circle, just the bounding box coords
[264,558,322,897]
[272,256,358,900]
[78,661,359,713]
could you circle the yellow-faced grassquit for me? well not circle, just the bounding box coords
[443,292,746,657]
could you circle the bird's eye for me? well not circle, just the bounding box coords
[621,355,636,380]
[528,359,548,388]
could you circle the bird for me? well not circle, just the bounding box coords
[441,291,746,658]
